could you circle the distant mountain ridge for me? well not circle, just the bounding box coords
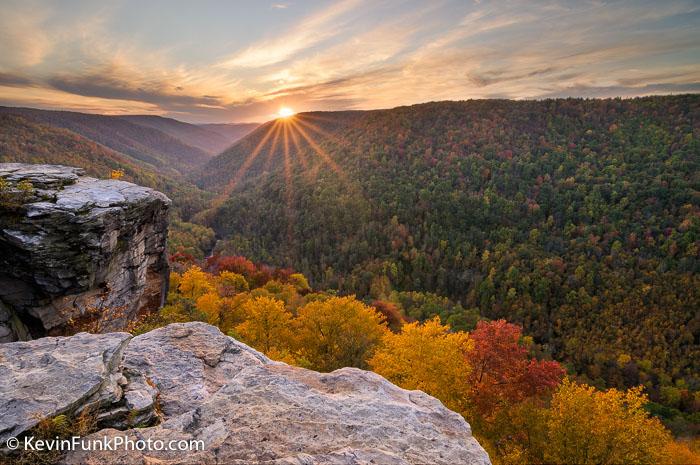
[0,107,258,177]
[0,112,211,219]
[119,115,256,155]
[198,122,260,146]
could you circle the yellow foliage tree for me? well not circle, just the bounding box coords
[235,296,293,353]
[195,292,223,325]
[178,266,214,300]
[261,280,305,311]
[169,272,182,293]
[217,271,249,296]
[294,296,387,372]
[219,293,251,334]
[662,438,700,465]
[288,273,311,293]
[545,379,672,465]
[369,317,472,413]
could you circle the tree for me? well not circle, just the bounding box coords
[195,292,222,325]
[294,296,387,371]
[370,300,406,332]
[288,273,311,293]
[545,379,672,465]
[369,317,472,413]
[217,271,249,296]
[235,296,293,354]
[178,266,214,300]
[466,320,564,420]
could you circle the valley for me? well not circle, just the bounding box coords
[188,97,699,441]
[1,95,698,464]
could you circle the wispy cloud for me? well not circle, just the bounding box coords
[217,0,364,69]
[0,1,52,68]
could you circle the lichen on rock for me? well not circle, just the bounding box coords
[0,163,170,342]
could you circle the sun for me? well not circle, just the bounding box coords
[278,107,295,118]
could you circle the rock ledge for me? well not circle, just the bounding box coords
[0,322,491,465]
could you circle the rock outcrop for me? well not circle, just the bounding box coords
[0,322,491,465]
[0,163,170,342]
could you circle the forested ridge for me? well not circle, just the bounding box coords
[197,96,700,434]
[0,113,214,219]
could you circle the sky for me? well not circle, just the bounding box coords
[0,0,698,123]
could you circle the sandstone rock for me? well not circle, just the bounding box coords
[0,163,170,342]
[0,322,491,464]
[0,331,131,442]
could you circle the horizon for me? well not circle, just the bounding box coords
[0,0,699,123]
[3,92,697,126]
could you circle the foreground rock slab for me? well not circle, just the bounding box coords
[0,331,131,442]
[0,163,170,342]
[0,322,491,464]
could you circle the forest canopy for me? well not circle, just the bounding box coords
[197,96,700,437]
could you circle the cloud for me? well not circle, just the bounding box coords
[0,1,52,67]
[46,70,221,109]
[0,72,36,88]
[217,0,363,69]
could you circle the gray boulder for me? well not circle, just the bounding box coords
[0,163,170,342]
[0,322,491,464]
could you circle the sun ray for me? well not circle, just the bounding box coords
[294,116,332,138]
[286,121,310,176]
[289,119,346,181]
[282,120,295,241]
[263,122,283,173]
[298,112,341,125]
[295,117,352,151]
[210,120,279,209]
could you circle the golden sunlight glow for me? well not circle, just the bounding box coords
[209,113,358,218]
[278,107,295,118]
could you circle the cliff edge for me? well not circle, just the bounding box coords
[0,163,170,342]
[0,322,491,465]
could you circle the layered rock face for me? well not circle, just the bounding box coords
[0,163,170,342]
[0,322,491,465]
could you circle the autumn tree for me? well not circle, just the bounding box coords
[369,317,472,413]
[370,300,407,332]
[217,271,249,296]
[195,292,222,325]
[218,293,251,334]
[466,320,564,420]
[545,379,672,465]
[178,265,214,300]
[235,296,293,354]
[294,296,387,371]
[288,273,311,293]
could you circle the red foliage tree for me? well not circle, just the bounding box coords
[466,319,564,418]
[206,255,257,278]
